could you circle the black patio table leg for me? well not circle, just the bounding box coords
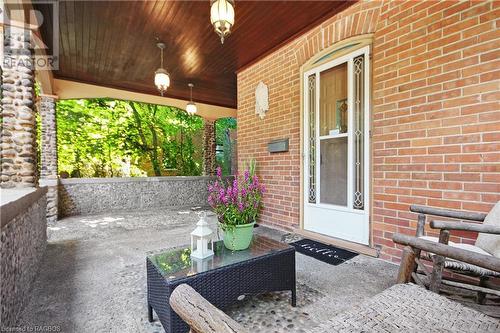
[148,304,154,322]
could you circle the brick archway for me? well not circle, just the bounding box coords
[293,1,383,67]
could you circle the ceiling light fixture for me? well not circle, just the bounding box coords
[210,0,235,44]
[186,83,197,116]
[154,42,170,96]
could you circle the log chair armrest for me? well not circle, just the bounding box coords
[392,233,500,273]
[410,205,486,222]
[169,284,250,333]
[430,220,500,234]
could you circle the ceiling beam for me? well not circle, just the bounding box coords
[54,79,236,120]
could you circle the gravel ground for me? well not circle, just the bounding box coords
[17,208,398,332]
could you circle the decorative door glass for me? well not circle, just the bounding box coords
[307,74,316,204]
[353,55,364,210]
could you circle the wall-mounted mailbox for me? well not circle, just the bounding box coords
[268,138,289,153]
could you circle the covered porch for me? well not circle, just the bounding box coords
[17,208,396,332]
[1,0,499,331]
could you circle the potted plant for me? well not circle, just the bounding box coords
[208,161,265,250]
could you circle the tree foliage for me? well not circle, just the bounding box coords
[215,117,237,175]
[57,99,211,177]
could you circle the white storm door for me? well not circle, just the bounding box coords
[303,46,370,245]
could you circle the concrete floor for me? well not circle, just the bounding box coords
[18,208,398,332]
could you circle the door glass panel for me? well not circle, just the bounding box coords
[353,55,364,210]
[307,74,316,204]
[320,63,348,136]
[320,137,347,206]
[319,61,348,206]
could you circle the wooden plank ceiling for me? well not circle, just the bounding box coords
[35,1,352,108]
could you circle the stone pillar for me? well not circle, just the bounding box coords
[203,119,216,176]
[39,95,59,223]
[1,27,36,188]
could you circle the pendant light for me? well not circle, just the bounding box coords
[210,0,235,44]
[186,83,197,116]
[154,42,170,96]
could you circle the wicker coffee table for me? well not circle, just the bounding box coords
[146,234,296,333]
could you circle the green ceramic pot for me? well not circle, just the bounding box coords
[222,222,255,250]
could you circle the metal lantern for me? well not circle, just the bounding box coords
[190,212,214,259]
[186,83,197,116]
[154,42,170,95]
[210,0,235,44]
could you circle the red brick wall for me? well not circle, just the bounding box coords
[237,0,500,262]
[237,46,301,231]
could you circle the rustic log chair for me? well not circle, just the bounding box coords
[170,282,500,333]
[393,202,500,303]
[169,284,250,333]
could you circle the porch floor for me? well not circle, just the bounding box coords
[19,208,397,332]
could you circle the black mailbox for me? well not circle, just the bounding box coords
[267,138,289,153]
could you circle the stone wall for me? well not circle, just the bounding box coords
[39,96,58,179]
[203,119,217,176]
[59,176,223,217]
[1,26,37,188]
[0,187,47,329]
[39,95,59,223]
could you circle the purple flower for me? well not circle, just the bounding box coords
[227,186,232,196]
[207,164,265,225]
[231,179,237,193]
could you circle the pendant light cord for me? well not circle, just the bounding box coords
[160,47,164,68]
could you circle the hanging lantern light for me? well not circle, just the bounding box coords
[210,0,235,44]
[154,42,170,96]
[186,83,197,116]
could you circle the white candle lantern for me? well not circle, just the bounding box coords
[190,212,214,259]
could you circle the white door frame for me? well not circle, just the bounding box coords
[302,45,371,245]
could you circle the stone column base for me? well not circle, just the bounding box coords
[39,178,59,224]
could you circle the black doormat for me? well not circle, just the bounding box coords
[290,239,358,266]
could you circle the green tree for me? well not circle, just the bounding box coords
[56,98,207,178]
[126,101,203,176]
